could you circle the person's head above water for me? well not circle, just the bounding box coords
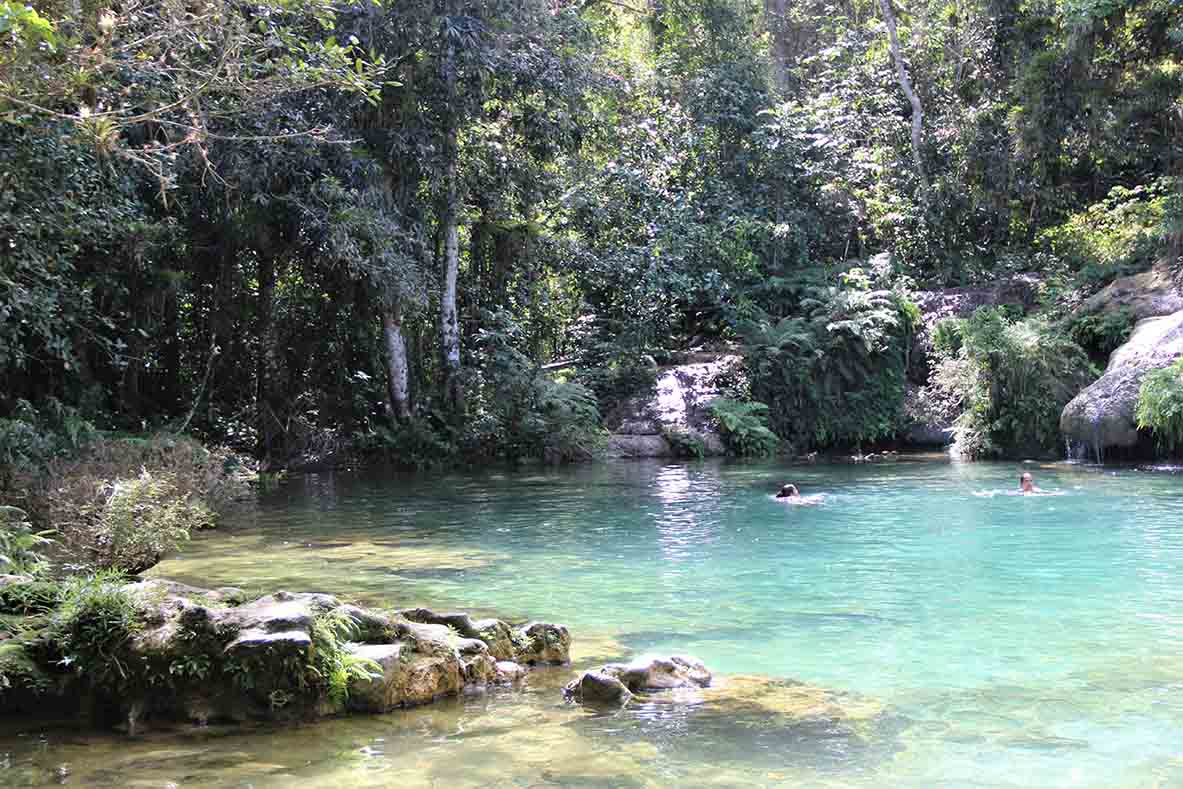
[777,484,800,498]
[1019,472,1035,493]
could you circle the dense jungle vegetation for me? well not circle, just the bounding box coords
[2,0,1182,474]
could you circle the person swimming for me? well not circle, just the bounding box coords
[776,484,800,499]
[1019,472,1041,494]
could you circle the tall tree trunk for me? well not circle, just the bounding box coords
[438,13,464,417]
[764,0,791,95]
[381,306,412,422]
[256,252,281,464]
[879,0,931,196]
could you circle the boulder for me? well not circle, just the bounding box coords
[513,622,571,665]
[1079,267,1183,321]
[221,591,339,658]
[605,434,673,458]
[1061,310,1183,452]
[564,670,633,707]
[601,655,711,692]
[0,574,34,589]
[493,660,528,684]
[346,642,464,713]
[473,618,517,661]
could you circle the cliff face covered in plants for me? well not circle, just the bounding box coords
[2,0,1181,464]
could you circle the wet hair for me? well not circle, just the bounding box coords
[777,484,799,498]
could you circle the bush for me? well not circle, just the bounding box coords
[931,308,1096,458]
[1135,358,1183,453]
[49,572,144,692]
[743,285,915,451]
[708,398,780,456]
[467,312,605,463]
[355,419,457,470]
[0,399,97,490]
[1069,308,1136,363]
[30,435,249,573]
[0,506,54,576]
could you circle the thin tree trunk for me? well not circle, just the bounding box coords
[438,12,464,417]
[764,0,791,95]
[879,0,931,196]
[256,252,281,462]
[381,307,412,422]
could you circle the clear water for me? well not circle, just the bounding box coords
[3,458,1183,787]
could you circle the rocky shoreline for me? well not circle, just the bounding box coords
[0,577,570,732]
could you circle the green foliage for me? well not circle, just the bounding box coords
[35,435,247,573]
[467,313,604,463]
[0,506,53,577]
[307,611,381,707]
[1069,308,1137,362]
[49,572,143,692]
[1135,359,1183,453]
[932,308,1095,458]
[85,471,210,574]
[356,420,457,471]
[708,399,780,456]
[1039,180,1176,288]
[0,400,97,488]
[662,428,707,460]
[743,285,915,451]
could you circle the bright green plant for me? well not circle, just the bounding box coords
[81,471,212,574]
[50,572,143,692]
[1135,359,1183,453]
[662,428,707,460]
[0,505,53,576]
[307,611,381,706]
[932,308,1096,458]
[708,399,780,456]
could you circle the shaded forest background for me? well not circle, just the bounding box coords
[2,0,1182,467]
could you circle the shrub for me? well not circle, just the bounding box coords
[49,572,143,692]
[743,286,914,451]
[662,427,706,459]
[0,505,54,576]
[28,434,252,573]
[0,399,97,490]
[1135,358,1183,453]
[931,308,1096,458]
[307,611,381,706]
[1069,308,1136,363]
[467,312,605,463]
[354,419,457,470]
[708,398,780,456]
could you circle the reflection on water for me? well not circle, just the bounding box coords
[3,458,1183,787]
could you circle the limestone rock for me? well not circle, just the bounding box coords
[1080,267,1183,321]
[221,591,339,657]
[0,574,34,589]
[473,618,516,661]
[494,660,527,684]
[345,642,464,712]
[333,604,394,643]
[605,434,672,458]
[602,655,711,692]
[564,671,633,707]
[1061,310,1183,452]
[513,622,571,665]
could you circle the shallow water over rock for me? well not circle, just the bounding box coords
[3,458,1183,787]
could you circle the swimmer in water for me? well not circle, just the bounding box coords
[776,484,800,499]
[1019,472,1041,494]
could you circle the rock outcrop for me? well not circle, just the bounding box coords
[1079,267,1183,321]
[4,579,568,731]
[1061,309,1183,455]
[565,654,711,708]
[604,356,739,458]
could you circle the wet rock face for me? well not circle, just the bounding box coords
[1061,310,1183,452]
[604,356,742,458]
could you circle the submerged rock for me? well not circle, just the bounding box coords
[1061,309,1183,453]
[565,670,633,707]
[602,655,712,692]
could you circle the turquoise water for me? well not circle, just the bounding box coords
[3,458,1183,787]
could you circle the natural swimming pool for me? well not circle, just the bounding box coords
[2,458,1181,787]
